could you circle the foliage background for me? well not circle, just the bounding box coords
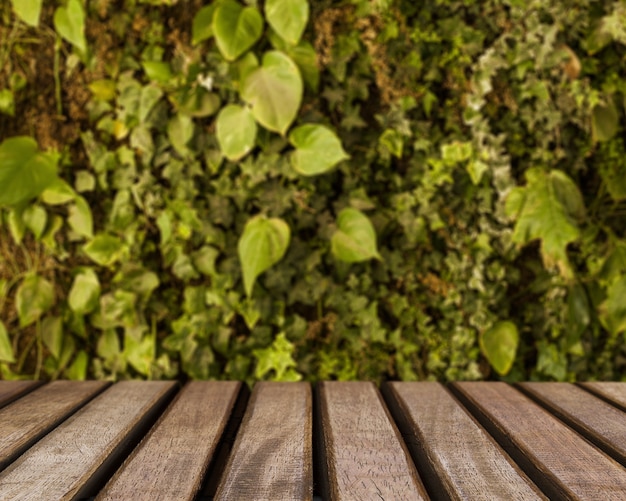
[1,0,626,383]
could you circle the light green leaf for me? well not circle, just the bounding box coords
[54,0,87,55]
[0,321,15,363]
[0,89,15,116]
[592,99,619,142]
[16,273,55,327]
[167,114,194,157]
[379,129,404,158]
[22,204,47,239]
[213,0,263,61]
[265,0,309,45]
[192,3,219,45]
[289,124,348,175]
[68,195,93,238]
[41,178,76,205]
[69,268,101,315]
[480,321,519,376]
[65,350,88,380]
[331,208,381,263]
[88,79,116,101]
[142,62,172,85]
[11,0,43,27]
[600,276,626,336]
[83,234,125,266]
[124,330,155,376]
[173,87,221,118]
[241,51,303,135]
[253,332,301,380]
[0,137,58,207]
[216,104,257,161]
[139,84,163,123]
[238,215,291,296]
[41,316,64,360]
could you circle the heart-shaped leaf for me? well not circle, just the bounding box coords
[238,216,291,296]
[0,321,15,363]
[0,137,58,207]
[480,321,519,376]
[54,0,87,55]
[289,124,348,175]
[11,0,43,27]
[16,273,55,327]
[69,268,101,315]
[331,208,381,263]
[592,98,619,142]
[265,0,309,45]
[83,234,126,267]
[241,51,303,135]
[41,316,64,360]
[192,3,219,45]
[213,0,263,61]
[217,104,258,161]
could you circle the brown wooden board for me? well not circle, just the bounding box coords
[0,381,42,409]
[383,382,545,501]
[579,382,626,412]
[97,381,241,501]
[214,382,312,501]
[452,382,626,500]
[0,380,108,471]
[0,381,176,501]
[317,381,428,501]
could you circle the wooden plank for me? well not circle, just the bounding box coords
[318,381,427,501]
[383,382,545,500]
[0,381,42,409]
[452,382,626,500]
[214,382,312,501]
[98,381,241,501]
[579,382,626,412]
[0,381,176,501]
[0,380,108,471]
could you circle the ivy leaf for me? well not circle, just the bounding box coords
[216,104,257,161]
[11,0,43,27]
[0,321,15,363]
[480,321,519,376]
[265,0,309,45]
[241,51,303,135]
[53,0,87,55]
[506,168,584,278]
[0,137,58,207]
[592,98,619,142]
[331,208,381,263]
[238,215,291,297]
[16,273,55,327]
[213,0,263,61]
[69,268,101,315]
[289,124,349,176]
[83,234,125,267]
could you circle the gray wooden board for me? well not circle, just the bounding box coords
[97,381,241,501]
[0,380,108,471]
[214,382,312,501]
[0,381,42,408]
[383,382,545,500]
[0,380,176,501]
[318,381,428,501]
[580,382,626,412]
[453,382,626,500]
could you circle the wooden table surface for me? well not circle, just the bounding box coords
[0,381,625,500]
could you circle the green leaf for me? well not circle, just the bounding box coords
[11,0,43,27]
[192,3,218,45]
[241,51,303,135]
[142,62,172,85]
[506,168,584,278]
[22,204,47,240]
[0,88,15,116]
[216,104,257,161]
[54,0,87,55]
[289,124,348,175]
[592,99,619,142]
[167,114,194,157]
[41,316,64,360]
[83,234,125,266]
[253,332,301,380]
[0,137,58,207]
[16,273,55,327]
[331,208,381,263]
[0,321,15,363]
[138,84,164,123]
[238,215,291,296]
[41,178,76,205]
[69,268,101,315]
[600,277,626,336]
[68,195,93,238]
[65,350,88,380]
[480,321,519,376]
[124,330,155,376]
[213,0,263,61]
[173,87,221,118]
[265,0,309,45]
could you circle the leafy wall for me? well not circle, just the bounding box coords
[1,0,625,383]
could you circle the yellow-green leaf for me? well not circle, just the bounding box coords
[480,321,519,376]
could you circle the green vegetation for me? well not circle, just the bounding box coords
[1,0,625,383]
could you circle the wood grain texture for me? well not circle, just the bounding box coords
[214,382,312,501]
[452,382,626,501]
[0,381,42,408]
[383,382,545,501]
[97,381,241,501]
[579,382,626,412]
[0,381,176,501]
[0,381,108,471]
[318,382,427,501]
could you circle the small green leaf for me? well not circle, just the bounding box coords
[253,332,301,380]
[41,316,64,360]
[41,178,76,205]
[289,124,348,175]
[238,216,291,296]
[16,273,55,328]
[216,104,257,161]
[124,330,155,376]
[480,321,519,376]
[213,0,263,61]
[265,0,309,45]
[11,0,43,27]
[83,234,125,266]
[331,208,381,263]
[0,321,15,363]
[192,3,219,45]
[592,98,619,142]
[69,268,101,315]
[54,0,87,55]
[173,87,221,118]
[88,79,116,101]
[68,195,93,238]
[22,204,47,240]
[167,114,195,157]
[138,84,164,123]
[142,62,172,84]
[65,350,88,380]
[600,276,626,336]
[0,88,15,116]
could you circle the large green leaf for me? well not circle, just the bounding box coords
[506,168,584,278]
[238,216,291,296]
[216,104,257,161]
[331,208,381,263]
[480,321,519,376]
[53,0,87,55]
[16,273,55,327]
[0,321,15,363]
[0,137,58,207]
[265,0,309,45]
[213,0,263,61]
[289,124,348,175]
[11,0,43,27]
[69,268,101,315]
[241,51,303,135]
